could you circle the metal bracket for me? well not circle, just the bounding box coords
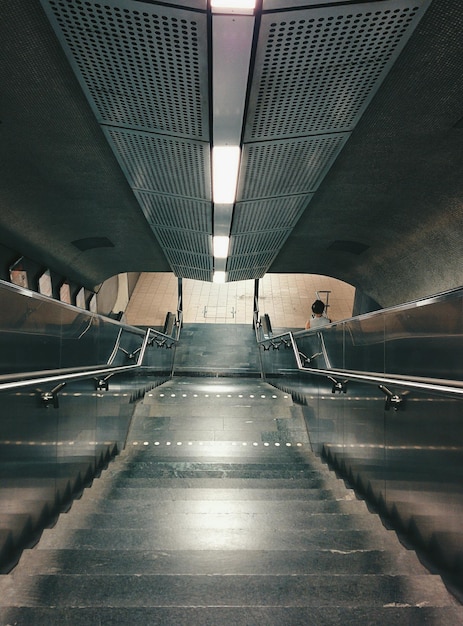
[379,385,405,411]
[328,376,348,394]
[95,376,110,391]
[155,337,175,349]
[118,346,138,361]
[39,382,66,408]
[261,339,280,351]
[299,351,323,366]
[148,335,175,349]
[308,352,322,364]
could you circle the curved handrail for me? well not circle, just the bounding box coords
[0,325,178,393]
[258,329,463,400]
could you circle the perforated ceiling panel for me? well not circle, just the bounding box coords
[40,0,212,280]
[245,1,428,141]
[228,0,431,281]
[232,196,310,234]
[237,134,349,201]
[226,230,289,279]
[228,250,276,274]
[227,267,268,282]
[227,230,293,279]
[167,248,213,283]
[230,230,290,257]
[135,192,211,233]
[40,0,431,283]
[155,228,211,255]
[105,128,211,200]
[43,0,209,139]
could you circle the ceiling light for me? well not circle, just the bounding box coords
[211,0,256,9]
[213,236,229,258]
[213,271,226,283]
[212,146,240,204]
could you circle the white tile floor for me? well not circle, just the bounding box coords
[125,273,355,329]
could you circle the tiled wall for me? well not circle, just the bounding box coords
[125,273,355,328]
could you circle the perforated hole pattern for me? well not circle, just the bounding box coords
[230,231,290,256]
[155,228,211,255]
[227,268,267,281]
[172,266,212,281]
[106,128,211,199]
[166,248,212,272]
[248,4,421,140]
[167,249,210,268]
[47,0,208,139]
[232,196,309,233]
[135,192,212,233]
[239,134,348,200]
[227,253,271,277]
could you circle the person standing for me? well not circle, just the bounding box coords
[305,299,331,329]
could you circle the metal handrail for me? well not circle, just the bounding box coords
[107,327,125,365]
[253,310,260,340]
[0,324,179,393]
[258,329,463,399]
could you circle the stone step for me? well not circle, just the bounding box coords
[12,547,429,576]
[119,453,316,467]
[52,510,389,532]
[152,377,278,393]
[2,605,463,626]
[2,375,459,620]
[109,466,326,481]
[67,494,369,516]
[0,573,456,609]
[72,482,351,499]
[123,440,312,452]
[36,527,403,552]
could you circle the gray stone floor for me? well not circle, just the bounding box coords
[172,323,261,376]
[1,373,461,624]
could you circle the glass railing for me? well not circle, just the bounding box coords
[258,286,463,385]
[0,279,179,572]
[257,286,463,588]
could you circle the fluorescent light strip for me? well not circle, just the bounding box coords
[211,0,256,9]
[212,146,240,204]
[213,271,226,283]
[213,236,230,258]
[211,8,255,283]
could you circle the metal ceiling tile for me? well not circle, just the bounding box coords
[165,245,213,281]
[165,248,212,269]
[135,191,212,233]
[232,196,311,233]
[171,266,213,281]
[104,128,211,200]
[263,0,341,7]
[229,230,290,256]
[237,134,349,201]
[152,0,207,8]
[37,0,433,285]
[41,0,209,140]
[245,1,432,141]
[227,267,267,281]
[154,228,212,256]
[227,249,278,271]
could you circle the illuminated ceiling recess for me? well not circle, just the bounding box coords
[39,0,432,283]
[212,2,255,282]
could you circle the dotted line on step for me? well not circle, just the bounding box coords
[130,440,305,448]
[147,393,289,400]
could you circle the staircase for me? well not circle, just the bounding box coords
[1,376,462,625]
